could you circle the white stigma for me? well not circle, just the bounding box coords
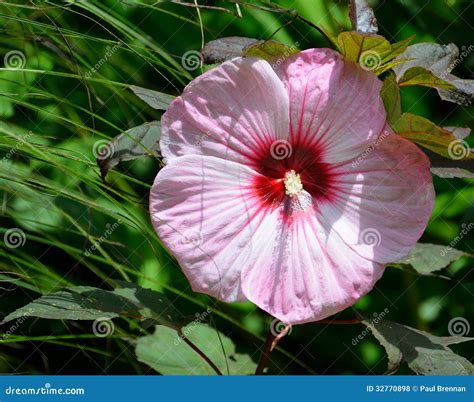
[284,170,303,196]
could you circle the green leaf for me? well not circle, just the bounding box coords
[392,243,471,275]
[129,85,175,110]
[336,32,413,74]
[374,58,410,76]
[380,72,401,125]
[244,40,300,64]
[361,317,473,375]
[201,37,259,64]
[337,32,389,62]
[136,324,257,375]
[2,283,182,327]
[1,287,120,322]
[392,113,474,160]
[398,67,454,90]
[427,129,474,177]
[96,121,161,179]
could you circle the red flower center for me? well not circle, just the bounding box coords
[251,141,335,210]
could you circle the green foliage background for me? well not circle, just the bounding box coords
[0,0,472,374]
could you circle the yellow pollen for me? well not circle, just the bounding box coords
[284,170,303,196]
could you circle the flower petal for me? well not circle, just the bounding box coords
[276,48,386,163]
[240,204,384,324]
[149,154,269,302]
[161,58,290,165]
[318,130,435,264]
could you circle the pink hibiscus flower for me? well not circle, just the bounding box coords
[150,48,434,324]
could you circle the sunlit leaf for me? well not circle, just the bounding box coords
[336,32,413,74]
[392,113,474,160]
[201,37,258,64]
[398,67,454,89]
[431,167,474,179]
[393,43,474,105]
[200,36,299,67]
[349,0,378,34]
[244,40,300,63]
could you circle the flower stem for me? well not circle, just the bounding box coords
[255,323,292,375]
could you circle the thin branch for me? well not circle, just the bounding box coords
[315,319,362,325]
[160,1,241,17]
[178,328,223,375]
[228,0,336,46]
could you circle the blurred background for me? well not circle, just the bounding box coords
[0,0,472,375]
